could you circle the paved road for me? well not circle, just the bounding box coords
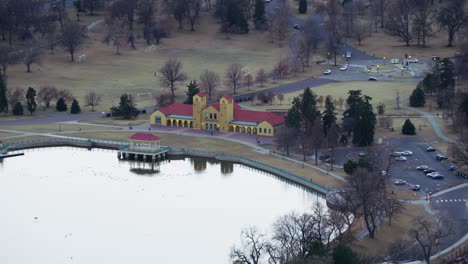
[431,186,468,253]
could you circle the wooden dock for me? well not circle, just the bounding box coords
[0,152,25,159]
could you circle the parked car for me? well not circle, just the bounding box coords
[381,170,387,176]
[396,156,407,161]
[430,174,444,180]
[427,172,441,178]
[408,58,419,63]
[394,179,406,185]
[340,65,348,71]
[368,76,378,81]
[423,168,436,174]
[358,152,367,157]
[416,165,429,170]
[449,165,456,171]
[412,184,421,191]
[436,154,448,161]
[323,69,332,75]
[294,24,300,30]
[427,146,436,152]
[390,152,402,157]
[346,51,352,58]
[401,150,413,156]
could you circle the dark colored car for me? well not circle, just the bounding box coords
[436,154,448,161]
[294,24,300,30]
[423,168,436,174]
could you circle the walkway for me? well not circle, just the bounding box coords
[399,96,456,143]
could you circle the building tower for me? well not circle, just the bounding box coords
[219,95,234,132]
[192,93,206,130]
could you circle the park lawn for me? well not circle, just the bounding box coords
[1,123,122,134]
[345,25,462,60]
[62,130,345,189]
[352,203,428,258]
[79,114,151,126]
[6,11,291,113]
[240,81,418,115]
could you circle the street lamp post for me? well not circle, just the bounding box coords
[383,56,386,65]
[376,64,380,74]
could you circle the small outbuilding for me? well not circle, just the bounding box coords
[128,133,161,152]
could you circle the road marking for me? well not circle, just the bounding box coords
[449,199,453,202]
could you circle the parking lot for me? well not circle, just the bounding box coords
[333,137,468,196]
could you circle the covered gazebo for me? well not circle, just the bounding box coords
[128,133,161,152]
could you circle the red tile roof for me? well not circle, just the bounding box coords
[234,110,285,126]
[158,103,193,116]
[211,102,241,111]
[222,95,233,101]
[129,133,161,141]
[196,92,206,97]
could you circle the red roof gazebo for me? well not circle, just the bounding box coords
[128,133,161,151]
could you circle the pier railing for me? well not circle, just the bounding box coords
[6,137,129,151]
[169,147,330,195]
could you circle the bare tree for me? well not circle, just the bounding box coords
[409,216,453,264]
[155,92,174,106]
[23,43,42,73]
[437,0,468,47]
[272,57,289,79]
[82,0,104,15]
[353,21,370,46]
[61,22,85,62]
[159,58,188,100]
[199,70,219,101]
[266,7,290,46]
[326,15,344,66]
[103,15,129,55]
[230,226,267,264]
[344,167,387,239]
[186,0,201,32]
[326,122,339,171]
[224,63,244,95]
[0,44,18,76]
[277,94,284,105]
[385,0,414,46]
[255,68,267,87]
[244,74,253,90]
[412,0,436,47]
[6,87,24,110]
[137,0,157,27]
[85,91,102,111]
[46,23,59,54]
[267,91,275,105]
[310,118,323,165]
[37,85,58,108]
[342,1,357,38]
[298,19,321,66]
[382,197,404,226]
[57,89,75,102]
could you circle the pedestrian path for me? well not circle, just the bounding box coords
[434,198,467,203]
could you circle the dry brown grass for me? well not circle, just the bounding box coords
[6,12,291,112]
[240,81,418,115]
[352,203,428,258]
[79,114,151,126]
[346,24,464,60]
[2,123,121,133]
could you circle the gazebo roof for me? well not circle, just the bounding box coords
[129,133,161,141]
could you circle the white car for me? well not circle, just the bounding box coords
[426,172,441,177]
[408,58,418,63]
[340,65,348,71]
[394,179,406,185]
[323,69,332,75]
[396,156,407,161]
[401,150,413,156]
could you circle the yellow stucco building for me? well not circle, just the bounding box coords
[150,93,285,136]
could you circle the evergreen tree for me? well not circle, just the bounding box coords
[322,95,337,135]
[226,0,249,33]
[410,85,426,107]
[70,99,81,114]
[110,93,139,119]
[376,103,385,115]
[0,74,7,113]
[333,244,360,264]
[285,97,302,129]
[435,58,455,90]
[352,95,376,146]
[253,0,266,25]
[26,87,37,115]
[301,87,321,125]
[12,102,24,115]
[343,159,357,175]
[344,90,363,119]
[421,73,438,96]
[402,119,416,135]
[56,97,68,112]
[298,0,307,14]
[184,80,200,104]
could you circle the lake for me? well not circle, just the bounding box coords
[0,147,326,264]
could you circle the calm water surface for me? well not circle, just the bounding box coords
[0,148,326,264]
